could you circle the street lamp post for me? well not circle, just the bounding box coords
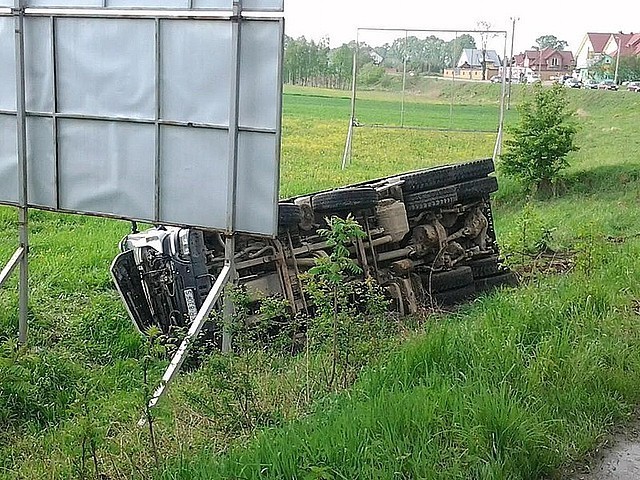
[614,31,622,85]
[507,16,519,110]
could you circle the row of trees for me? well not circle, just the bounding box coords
[283,34,477,89]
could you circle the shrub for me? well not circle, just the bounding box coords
[501,83,578,196]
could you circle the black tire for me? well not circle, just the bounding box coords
[431,284,476,306]
[312,187,378,213]
[474,271,519,292]
[401,158,495,194]
[455,176,499,200]
[404,185,458,212]
[278,203,302,231]
[422,266,474,294]
[467,255,502,279]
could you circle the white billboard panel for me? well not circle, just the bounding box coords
[24,17,54,113]
[26,116,56,207]
[0,13,283,236]
[0,115,18,205]
[56,18,156,119]
[0,17,15,111]
[159,126,229,228]
[239,20,281,130]
[236,131,279,234]
[161,20,232,125]
[57,119,157,219]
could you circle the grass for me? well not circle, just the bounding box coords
[1,82,640,479]
[163,248,640,478]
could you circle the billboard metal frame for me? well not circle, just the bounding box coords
[342,27,509,170]
[0,0,283,412]
[0,9,284,234]
[0,0,30,344]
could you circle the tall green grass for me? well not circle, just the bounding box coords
[163,238,640,479]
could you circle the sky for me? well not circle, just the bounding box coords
[284,0,640,55]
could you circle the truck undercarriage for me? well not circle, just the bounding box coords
[111,158,516,337]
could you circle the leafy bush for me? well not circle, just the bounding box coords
[304,215,391,390]
[501,84,578,195]
[357,64,386,87]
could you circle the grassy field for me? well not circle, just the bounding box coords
[1,82,640,479]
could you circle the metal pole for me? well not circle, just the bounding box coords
[507,17,518,110]
[221,236,236,353]
[14,0,29,344]
[614,31,622,85]
[449,32,458,132]
[342,29,359,169]
[139,263,232,422]
[222,0,243,352]
[0,248,24,289]
[494,32,509,161]
[400,31,408,128]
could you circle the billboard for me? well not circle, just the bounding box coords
[0,4,283,236]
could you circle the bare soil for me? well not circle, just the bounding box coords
[563,417,640,479]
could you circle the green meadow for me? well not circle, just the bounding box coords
[1,80,640,479]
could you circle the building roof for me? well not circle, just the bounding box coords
[587,32,614,53]
[457,49,502,68]
[612,33,640,57]
[514,48,575,68]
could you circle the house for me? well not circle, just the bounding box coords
[369,51,384,66]
[602,33,640,57]
[443,49,502,80]
[575,32,640,80]
[511,48,575,81]
[575,33,612,71]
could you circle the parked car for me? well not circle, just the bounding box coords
[557,74,573,84]
[564,78,582,88]
[598,80,618,91]
[489,75,502,83]
[526,74,541,84]
[627,81,640,92]
[582,79,599,89]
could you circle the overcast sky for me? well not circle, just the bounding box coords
[284,1,639,54]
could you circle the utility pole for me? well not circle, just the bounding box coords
[614,31,622,84]
[507,16,519,110]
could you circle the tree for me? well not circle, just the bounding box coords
[501,83,578,195]
[447,34,476,68]
[617,56,640,82]
[477,21,496,80]
[535,35,568,51]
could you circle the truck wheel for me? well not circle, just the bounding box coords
[423,266,474,294]
[474,271,519,292]
[401,158,495,194]
[467,255,502,279]
[431,284,476,306]
[278,203,302,231]
[454,176,499,200]
[404,185,458,212]
[312,187,378,214]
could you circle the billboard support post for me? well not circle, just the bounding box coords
[221,0,243,353]
[11,0,29,344]
[138,261,233,425]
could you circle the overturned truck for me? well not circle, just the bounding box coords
[111,158,516,336]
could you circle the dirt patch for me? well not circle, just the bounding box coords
[563,418,640,479]
[575,108,590,118]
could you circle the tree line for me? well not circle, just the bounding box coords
[284,34,477,89]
